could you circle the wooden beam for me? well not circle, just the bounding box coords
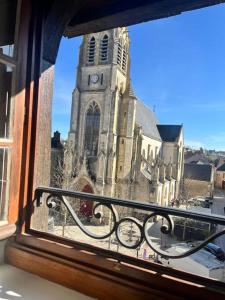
[64,0,225,38]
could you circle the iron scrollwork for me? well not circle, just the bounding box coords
[36,186,225,260]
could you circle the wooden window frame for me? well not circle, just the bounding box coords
[2,1,225,298]
[0,0,22,226]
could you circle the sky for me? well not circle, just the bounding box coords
[52,3,225,151]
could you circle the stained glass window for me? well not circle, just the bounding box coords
[84,102,100,156]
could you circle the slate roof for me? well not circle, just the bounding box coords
[185,154,210,165]
[136,99,161,141]
[217,163,225,172]
[183,163,213,182]
[157,125,182,142]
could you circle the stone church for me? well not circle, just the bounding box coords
[66,27,184,209]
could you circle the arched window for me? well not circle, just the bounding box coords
[84,102,100,156]
[100,34,109,62]
[164,187,168,199]
[117,41,122,65]
[142,149,146,158]
[122,46,127,71]
[87,37,95,63]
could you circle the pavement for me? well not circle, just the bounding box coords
[211,189,225,252]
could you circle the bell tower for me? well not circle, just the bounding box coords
[68,27,132,196]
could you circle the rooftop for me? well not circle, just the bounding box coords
[157,125,182,142]
[217,162,225,172]
[184,163,213,182]
[136,99,161,141]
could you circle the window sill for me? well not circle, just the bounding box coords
[0,264,93,300]
[0,224,16,241]
[4,233,225,300]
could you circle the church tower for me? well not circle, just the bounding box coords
[68,27,135,196]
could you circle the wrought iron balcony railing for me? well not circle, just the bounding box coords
[35,186,225,261]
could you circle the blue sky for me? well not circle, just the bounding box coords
[52,4,225,151]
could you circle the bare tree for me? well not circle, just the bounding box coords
[50,140,75,236]
[179,178,192,206]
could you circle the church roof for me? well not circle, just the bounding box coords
[157,125,182,142]
[136,99,161,141]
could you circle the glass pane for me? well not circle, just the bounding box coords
[0,148,10,220]
[0,62,13,139]
[32,5,225,283]
[0,0,17,57]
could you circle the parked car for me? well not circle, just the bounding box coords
[205,196,213,205]
[204,243,225,261]
[192,197,210,208]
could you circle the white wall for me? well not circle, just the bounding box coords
[141,135,162,162]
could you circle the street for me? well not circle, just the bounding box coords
[211,189,225,252]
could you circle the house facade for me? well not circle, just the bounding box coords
[215,163,225,189]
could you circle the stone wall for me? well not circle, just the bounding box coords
[215,171,225,189]
[183,179,212,198]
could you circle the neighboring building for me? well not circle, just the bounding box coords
[183,163,214,198]
[215,163,225,189]
[66,27,184,207]
[185,153,210,165]
[214,157,225,168]
[50,131,64,187]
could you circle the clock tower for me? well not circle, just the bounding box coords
[68,27,134,196]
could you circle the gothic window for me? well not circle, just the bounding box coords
[84,102,100,156]
[87,37,96,63]
[100,34,109,62]
[142,149,146,158]
[147,145,151,160]
[122,46,127,71]
[164,187,168,198]
[117,40,122,65]
[101,73,103,85]
[150,150,154,159]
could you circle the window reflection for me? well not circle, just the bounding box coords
[0,148,9,220]
[0,0,17,58]
[0,62,13,139]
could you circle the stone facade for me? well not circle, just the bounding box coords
[66,27,184,206]
[215,163,225,189]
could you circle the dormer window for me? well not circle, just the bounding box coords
[100,34,109,62]
[87,37,96,63]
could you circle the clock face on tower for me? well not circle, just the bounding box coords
[90,74,99,83]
